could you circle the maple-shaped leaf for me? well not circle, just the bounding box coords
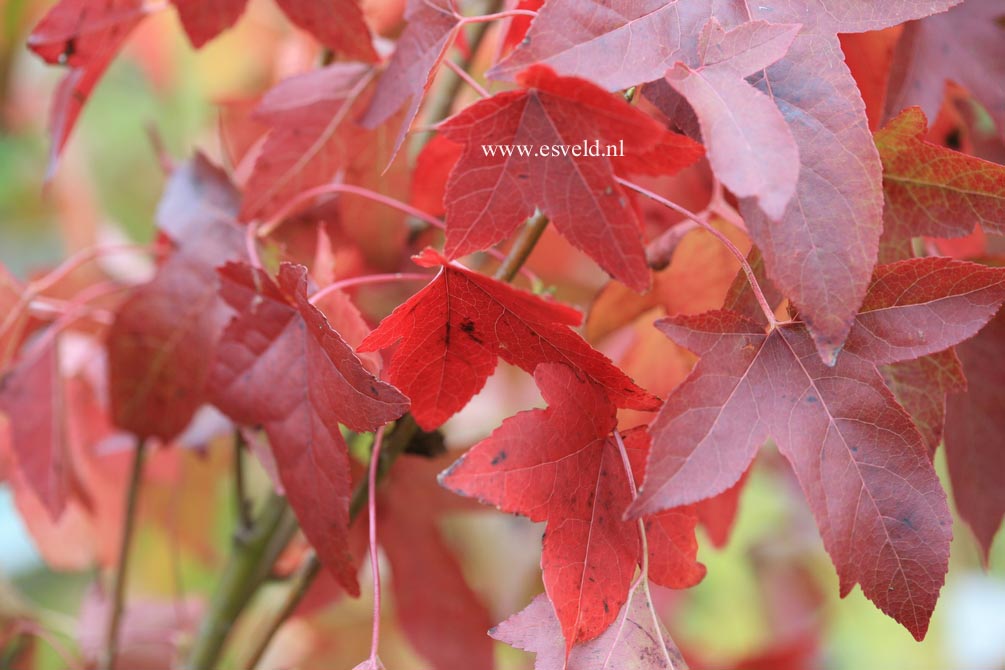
[27,0,156,174]
[0,334,84,520]
[844,257,1005,365]
[885,0,1005,137]
[630,257,1005,639]
[208,262,409,594]
[876,107,1005,244]
[438,65,703,291]
[360,0,461,159]
[881,349,966,456]
[495,2,956,360]
[491,581,688,670]
[108,154,246,442]
[381,455,495,670]
[358,249,660,430]
[664,19,801,220]
[239,63,375,222]
[170,0,248,48]
[945,307,1005,561]
[490,0,960,90]
[441,364,703,648]
[274,0,377,62]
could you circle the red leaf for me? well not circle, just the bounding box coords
[881,349,966,456]
[692,468,748,548]
[664,19,801,220]
[0,335,81,520]
[885,0,1005,137]
[170,0,248,48]
[441,364,702,648]
[274,0,377,62]
[410,133,462,217]
[208,262,409,593]
[845,257,1005,365]
[499,0,543,56]
[239,63,375,222]
[438,65,703,291]
[108,154,246,442]
[876,107,1005,242]
[358,248,660,430]
[381,455,494,670]
[945,307,1005,561]
[490,581,688,670]
[360,0,461,159]
[489,0,959,90]
[630,306,954,640]
[27,0,154,174]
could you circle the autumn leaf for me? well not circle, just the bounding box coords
[358,248,660,430]
[239,63,375,223]
[441,364,703,649]
[361,0,462,159]
[0,334,83,520]
[108,154,247,442]
[208,262,409,593]
[380,455,495,670]
[490,581,688,670]
[876,107,1005,245]
[885,0,1005,136]
[438,65,703,291]
[170,0,248,47]
[494,0,961,360]
[881,349,966,456]
[274,0,377,63]
[27,0,156,174]
[664,19,801,220]
[945,306,1005,562]
[631,257,1005,639]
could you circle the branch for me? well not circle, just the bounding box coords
[99,438,147,670]
[494,213,549,283]
[182,492,298,670]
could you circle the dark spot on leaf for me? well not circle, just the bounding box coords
[602,600,609,613]
[901,515,917,531]
[490,450,507,466]
[806,394,818,403]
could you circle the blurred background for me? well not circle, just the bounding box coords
[1,1,1004,668]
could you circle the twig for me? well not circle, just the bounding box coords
[493,213,549,283]
[422,0,504,129]
[182,492,298,670]
[99,438,147,670]
[234,431,253,534]
[364,426,387,666]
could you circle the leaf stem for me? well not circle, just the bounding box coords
[616,177,777,327]
[308,273,431,305]
[364,425,387,665]
[457,9,538,23]
[240,417,419,670]
[442,58,490,98]
[257,183,445,238]
[99,437,147,670]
